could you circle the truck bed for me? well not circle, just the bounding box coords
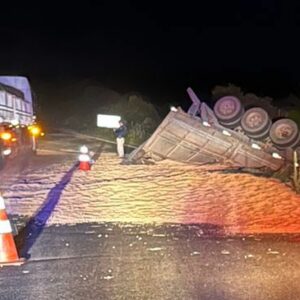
[128,108,285,171]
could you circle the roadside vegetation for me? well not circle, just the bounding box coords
[37,80,163,145]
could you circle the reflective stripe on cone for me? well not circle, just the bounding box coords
[0,195,25,267]
[0,220,12,234]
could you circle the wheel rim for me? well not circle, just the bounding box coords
[270,119,299,147]
[241,107,270,134]
[214,96,243,122]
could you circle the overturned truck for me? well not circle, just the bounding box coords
[128,88,299,174]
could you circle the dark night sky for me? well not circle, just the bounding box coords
[1,1,300,104]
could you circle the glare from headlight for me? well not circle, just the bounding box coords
[3,149,12,156]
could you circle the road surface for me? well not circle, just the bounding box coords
[0,133,300,300]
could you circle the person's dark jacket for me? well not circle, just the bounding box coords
[114,125,127,138]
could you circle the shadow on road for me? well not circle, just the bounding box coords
[15,162,78,258]
[16,144,104,258]
[91,144,104,161]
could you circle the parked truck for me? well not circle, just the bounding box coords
[0,76,41,168]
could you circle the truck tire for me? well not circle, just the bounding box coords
[241,107,271,139]
[213,96,244,128]
[269,118,300,149]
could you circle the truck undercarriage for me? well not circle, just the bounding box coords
[128,87,297,177]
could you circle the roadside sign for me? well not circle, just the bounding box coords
[97,114,121,128]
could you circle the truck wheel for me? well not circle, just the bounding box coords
[269,118,300,149]
[241,107,271,139]
[213,96,244,128]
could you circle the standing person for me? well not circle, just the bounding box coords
[113,120,127,158]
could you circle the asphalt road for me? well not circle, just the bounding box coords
[0,133,103,191]
[1,223,300,300]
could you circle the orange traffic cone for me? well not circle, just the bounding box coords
[79,161,91,171]
[0,195,24,267]
[78,153,91,171]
